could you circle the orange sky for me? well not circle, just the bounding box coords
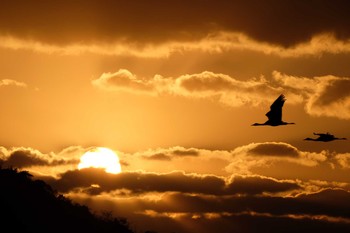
[1,1,350,233]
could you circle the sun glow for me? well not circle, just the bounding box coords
[78,147,122,174]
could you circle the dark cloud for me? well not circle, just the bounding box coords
[248,143,299,157]
[227,142,328,174]
[72,188,350,233]
[133,189,350,218]
[172,148,199,157]
[226,175,299,195]
[141,147,200,161]
[52,169,226,195]
[2,148,78,168]
[5,150,49,167]
[306,77,350,119]
[49,168,300,196]
[143,153,171,161]
[130,211,350,233]
[314,79,350,105]
[1,0,350,47]
[274,72,350,119]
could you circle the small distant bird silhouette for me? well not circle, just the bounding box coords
[304,132,347,142]
[252,94,295,126]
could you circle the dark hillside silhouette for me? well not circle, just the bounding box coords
[0,167,135,233]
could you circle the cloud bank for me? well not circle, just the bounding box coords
[2,1,350,57]
[47,166,350,233]
[93,69,350,119]
[2,1,350,46]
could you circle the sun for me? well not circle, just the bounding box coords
[78,147,122,174]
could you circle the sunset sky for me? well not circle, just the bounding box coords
[1,1,350,232]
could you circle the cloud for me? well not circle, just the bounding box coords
[143,189,350,217]
[2,1,350,48]
[49,168,300,196]
[0,147,79,168]
[93,69,350,119]
[305,78,350,119]
[140,147,199,161]
[120,146,232,176]
[68,188,350,233]
[119,145,350,182]
[226,175,300,195]
[143,153,172,161]
[92,69,283,107]
[52,169,226,195]
[273,71,350,119]
[134,211,350,233]
[0,146,91,179]
[335,153,350,169]
[175,71,284,107]
[0,79,27,88]
[247,142,300,157]
[91,69,155,94]
[226,142,328,174]
[3,1,350,58]
[3,33,350,58]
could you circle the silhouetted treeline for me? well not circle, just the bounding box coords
[0,167,135,233]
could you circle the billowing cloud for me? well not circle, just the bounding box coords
[93,69,350,119]
[91,69,155,94]
[227,142,328,174]
[335,153,350,169]
[273,71,350,119]
[174,71,284,107]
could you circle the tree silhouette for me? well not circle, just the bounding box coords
[0,167,137,233]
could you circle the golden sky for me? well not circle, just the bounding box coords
[1,1,350,232]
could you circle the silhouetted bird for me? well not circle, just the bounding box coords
[304,132,347,142]
[252,94,295,126]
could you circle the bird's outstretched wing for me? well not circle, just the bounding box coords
[314,132,333,137]
[265,94,285,123]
